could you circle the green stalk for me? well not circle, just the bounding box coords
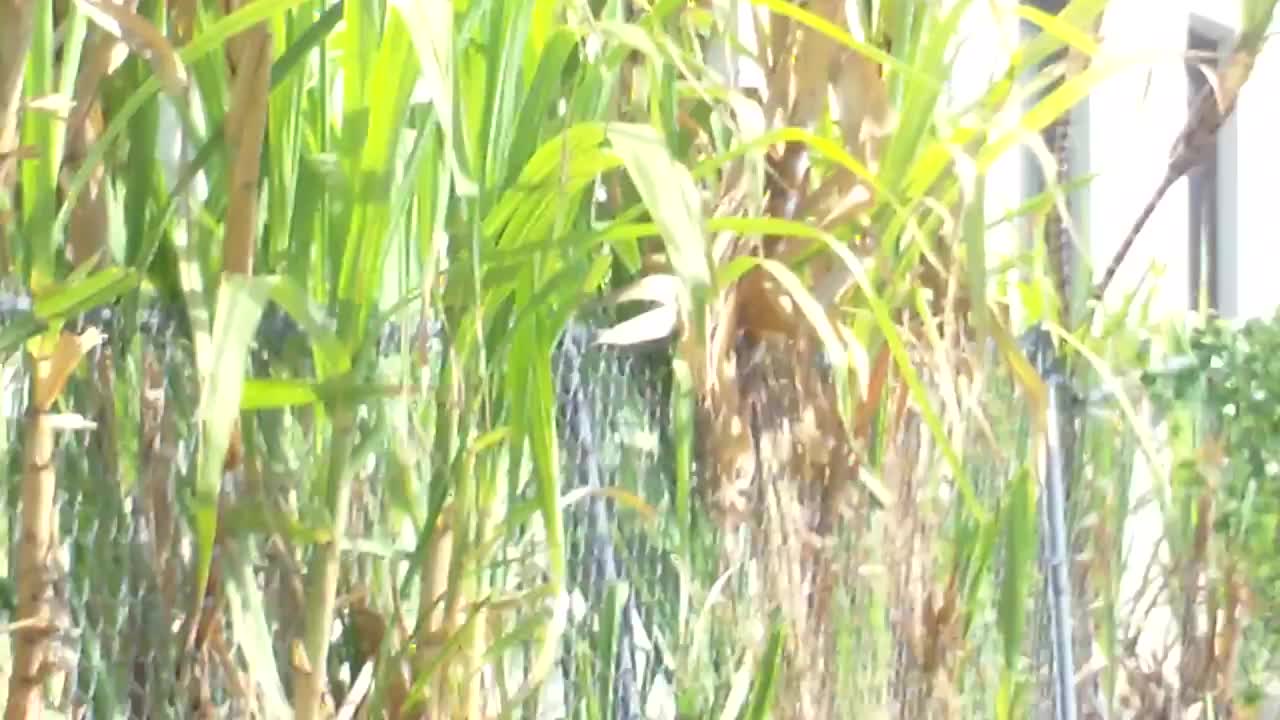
[294,403,357,719]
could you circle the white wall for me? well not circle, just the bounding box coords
[951,0,1280,696]
[1080,2,1280,700]
[1086,0,1280,322]
[1086,0,1195,317]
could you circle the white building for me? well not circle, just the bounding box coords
[977,0,1280,321]
[965,1,1280,710]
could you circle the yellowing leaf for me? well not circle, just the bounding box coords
[751,256,866,397]
[989,318,1048,430]
[559,486,658,522]
[30,327,106,411]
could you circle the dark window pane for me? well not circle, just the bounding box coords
[1187,30,1220,310]
[1024,0,1069,12]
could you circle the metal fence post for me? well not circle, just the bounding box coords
[1025,326,1078,720]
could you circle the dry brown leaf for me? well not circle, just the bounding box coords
[799,170,875,231]
[787,49,889,233]
[787,0,845,130]
[222,21,271,275]
[64,35,115,270]
[0,145,38,161]
[75,0,189,97]
[65,13,131,137]
[764,11,797,128]
[31,327,106,411]
[170,0,198,44]
[0,0,38,199]
[290,638,312,675]
[831,49,893,168]
[735,270,799,338]
[0,145,38,183]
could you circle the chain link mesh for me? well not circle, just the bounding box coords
[0,299,1153,718]
[553,318,678,720]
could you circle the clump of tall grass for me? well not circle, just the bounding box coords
[1,0,1279,717]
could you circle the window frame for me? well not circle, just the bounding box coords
[1186,13,1238,316]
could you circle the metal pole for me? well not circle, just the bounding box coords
[1044,370,1078,720]
[1021,325,1079,720]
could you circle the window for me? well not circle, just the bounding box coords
[1187,27,1223,311]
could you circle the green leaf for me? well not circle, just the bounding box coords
[745,609,787,720]
[606,123,711,336]
[335,5,423,351]
[263,277,351,379]
[0,313,48,358]
[960,162,988,338]
[193,274,274,605]
[32,267,140,321]
[998,464,1038,669]
[241,378,321,409]
[598,581,629,718]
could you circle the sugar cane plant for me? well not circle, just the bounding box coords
[1,0,1279,717]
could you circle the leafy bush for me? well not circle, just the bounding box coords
[1143,309,1280,694]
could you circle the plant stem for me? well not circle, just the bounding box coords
[6,405,56,720]
[0,0,38,273]
[293,404,357,720]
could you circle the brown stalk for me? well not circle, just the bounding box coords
[1215,570,1243,701]
[141,349,181,633]
[133,355,178,719]
[62,13,126,271]
[0,0,38,272]
[0,0,35,174]
[6,411,57,720]
[1176,486,1213,708]
[378,585,413,720]
[221,16,270,278]
[176,7,273,714]
[7,329,104,720]
[413,505,455,719]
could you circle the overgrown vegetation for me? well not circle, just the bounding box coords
[0,0,1276,717]
[1142,309,1280,708]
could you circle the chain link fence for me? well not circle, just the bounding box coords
[0,294,1172,718]
[0,297,688,718]
[552,319,677,720]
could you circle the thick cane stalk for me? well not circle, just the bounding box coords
[6,408,55,720]
[6,329,103,720]
[293,405,357,720]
